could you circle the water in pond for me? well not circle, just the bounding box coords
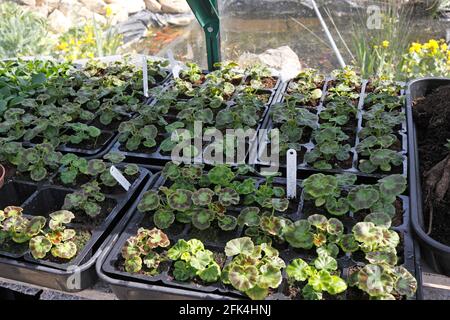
[130,5,449,72]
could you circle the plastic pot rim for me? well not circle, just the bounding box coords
[0,164,5,189]
[406,77,450,254]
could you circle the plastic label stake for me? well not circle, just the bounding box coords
[167,49,182,79]
[286,149,297,199]
[110,166,131,191]
[142,55,149,98]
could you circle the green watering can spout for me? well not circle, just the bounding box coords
[186,0,221,71]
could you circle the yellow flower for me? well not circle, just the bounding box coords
[87,52,95,59]
[105,5,113,18]
[409,42,422,54]
[57,41,69,51]
[441,43,449,52]
[427,39,439,54]
[382,40,390,48]
[374,45,379,49]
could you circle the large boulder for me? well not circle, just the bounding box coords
[33,3,49,18]
[78,6,107,24]
[238,46,302,80]
[44,0,61,11]
[47,9,71,33]
[108,3,130,24]
[159,0,190,14]
[126,0,146,14]
[79,0,107,14]
[145,0,162,12]
[58,0,83,16]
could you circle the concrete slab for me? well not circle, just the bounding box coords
[0,277,117,300]
[422,272,450,300]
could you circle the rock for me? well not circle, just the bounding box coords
[116,10,154,43]
[20,1,50,17]
[58,0,83,17]
[128,10,154,26]
[125,0,146,14]
[108,3,129,24]
[145,0,162,12]
[159,0,190,14]
[79,0,107,14]
[33,4,49,17]
[44,0,61,11]
[16,0,36,6]
[47,9,71,33]
[238,46,302,80]
[164,13,194,26]
[78,6,107,24]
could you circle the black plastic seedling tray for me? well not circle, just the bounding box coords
[98,172,420,300]
[257,78,408,180]
[12,62,173,160]
[407,77,450,276]
[0,166,159,292]
[113,75,283,166]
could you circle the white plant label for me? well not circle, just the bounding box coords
[142,55,149,98]
[286,149,297,199]
[167,49,182,79]
[110,166,131,191]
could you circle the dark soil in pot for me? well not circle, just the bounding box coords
[413,85,450,245]
[354,198,404,227]
[0,239,28,256]
[52,174,92,189]
[71,198,117,229]
[100,173,139,195]
[284,283,346,300]
[187,226,238,245]
[245,77,278,90]
[90,116,130,131]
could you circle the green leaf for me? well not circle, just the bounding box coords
[225,237,255,257]
[347,186,380,212]
[237,207,261,227]
[286,258,312,282]
[228,265,258,291]
[198,262,221,282]
[137,191,161,212]
[314,254,338,271]
[153,209,175,229]
[31,73,46,85]
[190,250,213,270]
[218,215,238,231]
[173,260,196,281]
[29,236,52,259]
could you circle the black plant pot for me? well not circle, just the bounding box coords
[0,166,159,292]
[407,77,450,276]
[97,171,421,300]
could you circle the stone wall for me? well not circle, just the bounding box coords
[10,0,193,34]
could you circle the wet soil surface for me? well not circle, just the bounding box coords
[413,85,450,245]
